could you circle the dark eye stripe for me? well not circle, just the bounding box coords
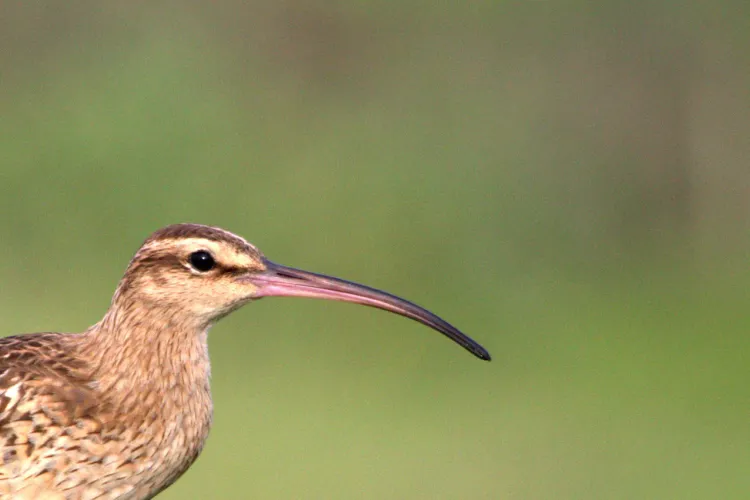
[218,265,245,276]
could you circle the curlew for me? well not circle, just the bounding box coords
[0,224,490,499]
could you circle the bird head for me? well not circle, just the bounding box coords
[112,223,490,360]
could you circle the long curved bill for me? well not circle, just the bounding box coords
[247,259,491,361]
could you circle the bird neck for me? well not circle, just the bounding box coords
[76,302,215,488]
[80,302,213,415]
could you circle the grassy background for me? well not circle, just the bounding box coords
[1,2,748,498]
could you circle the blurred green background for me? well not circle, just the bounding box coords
[1,2,748,498]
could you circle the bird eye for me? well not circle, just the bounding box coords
[189,250,216,272]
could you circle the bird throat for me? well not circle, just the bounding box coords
[80,301,213,421]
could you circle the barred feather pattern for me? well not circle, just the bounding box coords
[0,322,213,499]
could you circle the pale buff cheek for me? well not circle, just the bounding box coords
[135,273,256,322]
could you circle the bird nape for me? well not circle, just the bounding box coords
[0,223,490,499]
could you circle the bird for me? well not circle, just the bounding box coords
[0,223,490,499]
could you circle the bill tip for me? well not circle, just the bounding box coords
[473,347,492,361]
